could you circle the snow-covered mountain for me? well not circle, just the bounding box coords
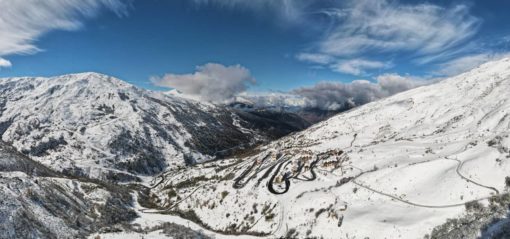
[0,138,219,239]
[0,73,309,182]
[144,58,510,238]
[3,59,510,239]
[0,140,138,238]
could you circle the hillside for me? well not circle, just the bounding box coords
[0,141,138,238]
[144,58,510,238]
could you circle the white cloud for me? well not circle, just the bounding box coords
[151,63,256,103]
[318,1,479,59]
[0,58,12,68]
[331,59,391,76]
[0,0,130,65]
[436,53,510,76]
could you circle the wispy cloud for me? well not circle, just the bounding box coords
[151,63,256,103]
[0,0,130,65]
[331,59,392,76]
[192,0,311,24]
[292,0,481,76]
[296,53,333,65]
[190,0,500,77]
[318,1,479,58]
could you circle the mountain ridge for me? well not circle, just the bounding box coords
[0,72,309,182]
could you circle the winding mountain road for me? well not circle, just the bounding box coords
[446,157,500,194]
[352,179,498,209]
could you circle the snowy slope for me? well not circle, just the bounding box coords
[0,141,137,239]
[148,58,510,238]
[0,73,307,181]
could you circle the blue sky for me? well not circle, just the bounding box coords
[1,0,510,99]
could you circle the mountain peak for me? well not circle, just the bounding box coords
[51,72,134,89]
[466,57,510,76]
[68,71,108,78]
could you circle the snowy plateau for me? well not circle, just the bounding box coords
[2,58,510,239]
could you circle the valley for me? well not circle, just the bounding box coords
[2,1,510,238]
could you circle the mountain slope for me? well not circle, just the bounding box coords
[0,141,137,239]
[0,73,308,181]
[147,58,510,238]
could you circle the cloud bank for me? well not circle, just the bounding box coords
[0,0,130,65]
[152,63,256,103]
[155,64,436,111]
[291,74,433,111]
